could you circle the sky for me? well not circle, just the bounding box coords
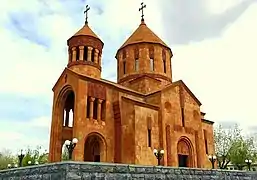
[0,0,256,153]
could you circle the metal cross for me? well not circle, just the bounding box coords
[84,5,90,24]
[139,2,146,21]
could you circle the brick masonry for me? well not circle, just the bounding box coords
[49,17,215,168]
[0,162,256,180]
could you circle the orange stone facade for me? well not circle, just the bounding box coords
[48,18,215,168]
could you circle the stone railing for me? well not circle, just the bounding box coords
[0,161,257,179]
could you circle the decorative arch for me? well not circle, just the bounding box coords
[162,49,166,59]
[49,84,76,162]
[56,85,75,108]
[177,136,194,167]
[148,45,154,59]
[55,85,76,127]
[193,110,200,121]
[134,46,139,59]
[162,49,167,73]
[164,101,172,113]
[122,49,126,59]
[84,132,107,162]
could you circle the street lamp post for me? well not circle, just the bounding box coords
[153,149,164,166]
[18,150,25,167]
[245,159,252,171]
[65,138,78,160]
[7,164,18,168]
[208,154,217,169]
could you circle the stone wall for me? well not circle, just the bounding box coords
[0,162,256,180]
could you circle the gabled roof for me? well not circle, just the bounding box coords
[146,80,202,106]
[202,119,214,125]
[119,21,169,50]
[176,80,202,106]
[52,68,146,97]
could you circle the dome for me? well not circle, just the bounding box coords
[119,21,169,50]
[68,23,102,43]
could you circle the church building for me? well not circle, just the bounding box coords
[48,3,215,168]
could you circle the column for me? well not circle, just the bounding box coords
[97,99,103,121]
[89,97,95,119]
[94,49,99,63]
[68,49,72,63]
[72,47,76,62]
[99,54,102,66]
[79,46,84,61]
[87,47,93,61]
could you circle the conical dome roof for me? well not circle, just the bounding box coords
[68,23,102,43]
[119,21,169,50]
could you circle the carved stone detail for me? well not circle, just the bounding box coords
[173,124,195,135]
[164,101,172,113]
[177,140,190,155]
[67,61,101,70]
[88,82,106,100]
[119,73,172,83]
[68,36,103,54]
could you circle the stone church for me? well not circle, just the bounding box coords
[48,5,215,168]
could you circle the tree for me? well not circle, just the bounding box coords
[229,136,256,170]
[214,124,256,169]
[22,146,48,166]
[0,149,15,170]
[0,147,49,170]
[214,124,242,169]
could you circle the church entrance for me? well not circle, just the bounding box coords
[84,133,106,162]
[177,138,193,167]
[178,154,188,167]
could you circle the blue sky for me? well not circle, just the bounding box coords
[0,0,257,152]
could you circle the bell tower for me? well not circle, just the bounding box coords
[67,5,104,78]
[115,2,173,93]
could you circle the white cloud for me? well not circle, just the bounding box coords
[172,2,257,129]
[207,0,250,14]
[29,116,51,129]
[0,116,51,153]
[0,0,256,153]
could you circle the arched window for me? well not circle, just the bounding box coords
[122,50,126,59]
[68,109,73,127]
[63,91,75,127]
[122,50,126,74]
[162,49,166,73]
[147,117,152,147]
[83,46,88,61]
[123,61,126,74]
[150,59,154,71]
[86,97,90,118]
[93,98,98,120]
[134,47,139,71]
[204,130,208,154]
[149,46,154,71]
[91,48,95,62]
